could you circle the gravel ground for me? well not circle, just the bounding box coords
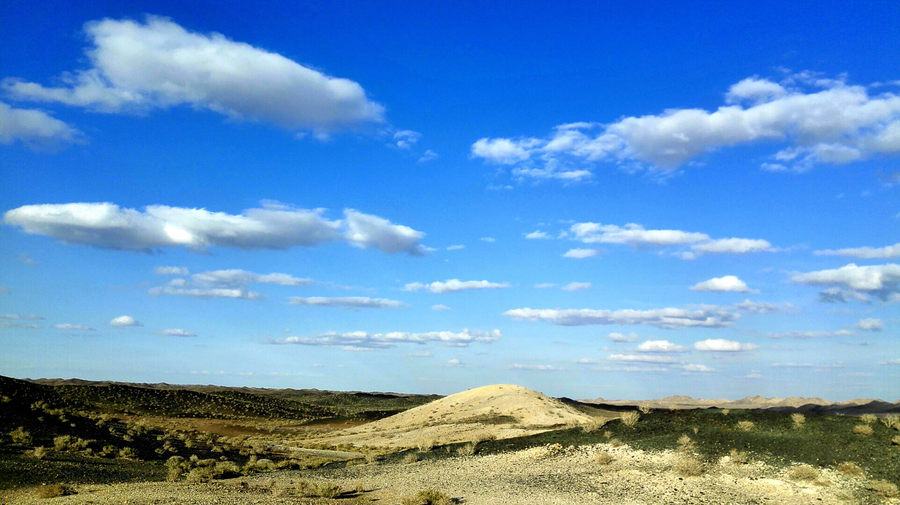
[2,442,888,505]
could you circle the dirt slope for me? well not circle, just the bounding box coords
[316,384,609,449]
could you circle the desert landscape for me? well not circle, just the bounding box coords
[1,375,898,504]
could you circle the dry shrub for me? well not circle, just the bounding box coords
[892,435,900,446]
[456,442,477,456]
[728,449,749,464]
[677,434,695,451]
[788,464,819,481]
[594,451,614,465]
[720,409,730,416]
[791,413,806,427]
[30,446,48,460]
[638,404,652,414]
[860,414,877,424]
[417,439,435,452]
[834,461,864,477]
[602,430,612,439]
[737,421,755,432]
[403,452,420,464]
[36,484,76,498]
[118,447,138,459]
[608,438,624,447]
[620,411,640,428]
[9,426,32,445]
[880,415,900,430]
[401,489,453,505]
[581,418,607,433]
[853,424,874,436]
[673,455,704,477]
[870,479,899,498]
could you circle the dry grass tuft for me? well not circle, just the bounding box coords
[620,411,640,428]
[834,461,864,477]
[30,446,48,460]
[892,435,900,446]
[594,451,614,465]
[720,408,730,416]
[787,464,819,481]
[608,438,624,448]
[36,484,76,499]
[676,434,695,451]
[881,415,899,430]
[853,424,874,436]
[728,449,749,464]
[791,413,806,427]
[402,489,453,505]
[673,455,704,477]
[737,420,755,432]
[869,479,900,498]
[456,442,477,456]
[860,414,877,424]
[638,404,652,414]
[403,452,420,464]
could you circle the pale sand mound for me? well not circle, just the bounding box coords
[315,384,610,449]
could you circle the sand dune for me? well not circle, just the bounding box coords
[317,384,611,449]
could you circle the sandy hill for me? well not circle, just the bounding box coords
[316,384,612,449]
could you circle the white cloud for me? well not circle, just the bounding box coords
[287,296,406,309]
[160,328,196,337]
[534,283,557,289]
[273,329,500,349]
[817,288,870,303]
[109,315,141,327]
[480,237,496,243]
[636,340,687,353]
[155,266,189,275]
[431,304,451,311]
[446,244,465,251]
[563,248,600,259]
[149,286,262,299]
[0,313,43,320]
[792,263,900,301]
[404,278,510,293]
[561,281,591,291]
[733,299,793,314]
[607,332,639,342]
[768,330,853,339]
[815,243,900,259]
[690,275,757,293]
[880,358,900,365]
[504,306,738,329]
[510,364,562,371]
[569,222,771,257]
[681,363,715,372]
[446,358,463,367]
[471,75,900,177]
[3,202,426,255]
[525,230,551,239]
[693,339,758,352]
[691,238,773,254]
[855,318,884,331]
[54,323,95,331]
[2,16,383,134]
[393,130,421,149]
[418,149,439,163]
[608,353,679,364]
[0,101,82,151]
[771,362,844,369]
[193,269,314,287]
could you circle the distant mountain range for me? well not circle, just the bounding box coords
[584,395,900,415]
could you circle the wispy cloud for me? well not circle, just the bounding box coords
[108,315,141,327]
[287,296,406,309]
[404,279,510,293]
[693,339,758,351]
[504,306,738,329]
[271,329,501,349]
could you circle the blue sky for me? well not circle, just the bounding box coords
[1,1,898,400]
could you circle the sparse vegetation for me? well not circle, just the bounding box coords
[676,434,695,451]
[835,461,864,477]
[403,452,420,464]
[9,426,32,445]
[457,442,477,456]
[620,411,640,427]
[736,420,755,432]
[870,479,900,498]
[30,445,48,459]
[673,454,704,477]
[853,424,874,436]
[594,451,614,465]
[881,415,900,430]
[860,414,877,424]
[791,413,806,427]
[402,489,453,505]
[720,409,730,416]
[36,483,76,498]
[728,449,748,464]
[787,464,819,481]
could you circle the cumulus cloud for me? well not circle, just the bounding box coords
[403,278,510,293]
[149,286,262,299]
[2,16,383,134]
[54,323,95,331]
[855,318,884,331]
[682,363,715,372]
[568,222,771,258]
[155,266,189,275]
[393,130,421,149]
[693,339,758,352]
[525,230,551,239]
[0,101,82,151]
[509,364,562,371]
[193,269,314,287]
[814,242,900,259]
[446,358,463,367]
[287,296,406,309]
[272,328,501,350]
[690,275,757,293]
[608,353,679,364]
[768,330,853,339]
[160,328,196,337]
[504,306,738,329]
[561,281,591,291]
[471,74,900,179]
[431,304,451,311]
[108,315,141,327]
[3,202,426,255]
[563,248,600,259]
[792,263,900,301]
[607,332,639,342]
[636,340,687,353]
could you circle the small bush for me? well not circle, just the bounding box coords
[880,415,899,430]
[737,421,755,432]
[456,442,477,456]
[594,451,613,465]
[860,414,877,424]
[100,445,118,457]
[728,449,748,464]
[787,464,819,481]
[791,413,806,427]
[870,479,899,498]
[676,434,695,451]
[417,439,435,452]
[403,452,420,464]
[36,484,76,499]
[118,447,138,459]
[401,489,453,505]
[673,455,704,477]
[608,438,624,447]
[9,426,32,445]
[720,408,730,416]
[853,424,874,436]
[186,466,216,483]
[317,483,343,498]
[53,435,90,452]
[892,435,900,446]
[835,461,864,477]
[638,404,652,414]
[30,446,49,460]
[620,411,640,427]
[214,460,241,479]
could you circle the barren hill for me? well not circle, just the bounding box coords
[316,384,613,449]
